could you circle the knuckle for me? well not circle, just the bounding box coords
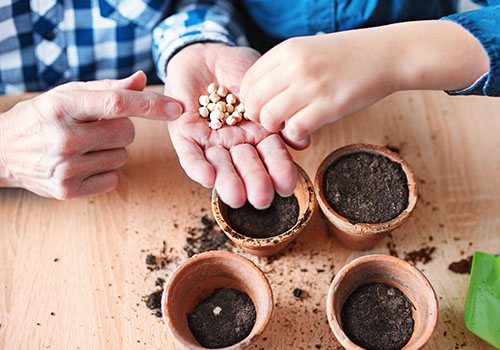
[53,129,78,156]
[53,180,77,200]
[103,91,124,115]
[139,94,155,116]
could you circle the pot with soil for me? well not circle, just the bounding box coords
[212,163,315,256]
[327,254,438,350]
[162,251,273,350]
[315,143,418,250]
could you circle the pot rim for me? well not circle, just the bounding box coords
[212,163,315,249]
[326,254,438,350]
[162,250,274,350]
[314,143,418,234]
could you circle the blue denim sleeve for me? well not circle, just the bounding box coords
[441,5,500,96]
[152,0,248,82]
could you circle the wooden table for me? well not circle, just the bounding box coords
[1,88,499,350]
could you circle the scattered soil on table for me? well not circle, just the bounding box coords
[404,246,436,265]
[341,283,414,350]
[293,288,304,299]
[323,152,409,224]
[144,290,163,317]
[184,215,233,257]
[448,256,473,274]
[223,194,299,238]
[188,288,256,348]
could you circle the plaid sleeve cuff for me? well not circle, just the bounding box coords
[152,1,248,82]
[441,6,500,96]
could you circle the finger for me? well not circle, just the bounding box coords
[283,102,329,143]
[53,71,147,92]
[60,89,183,122]
[280,130,311,150]
[240,50,281,100]
[77,171,120,197]
[205,146,246,209]
[55,149,128,181]
[230,143,274,209]
[242,71,290,125]
[78,118,135,152]
[258,86,309,132]
[172,137,215,188]
[256,134,297,197]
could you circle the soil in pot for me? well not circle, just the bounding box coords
[323,152,408,224]
[223,193,299,238]
[188,287,256,348]
[341,282,414,350]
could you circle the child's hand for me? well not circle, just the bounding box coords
[240,21,489,145]
[164,43,297,209]
[239,29,399,144]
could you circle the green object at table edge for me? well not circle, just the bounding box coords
[464,251,500,349]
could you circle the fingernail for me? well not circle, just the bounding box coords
[164,102,183,119]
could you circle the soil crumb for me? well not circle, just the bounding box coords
[404,246,436,265]
[144,290,162,317]
[188,288,256,348]
[448,256,473,274]
[323,152,409,224]
[342,283,414,350]
[184,215,233,257]
[223,194,299,238]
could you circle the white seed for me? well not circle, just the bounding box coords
[231,111,243,122]
[199,95,210,106]
[226,94,237,105]
[215,101,226,112]
[209,119,223,130]
[212,306,222,316]
[209,92,221,103]
[198,106,209,118]
[216,86,228,97]
[210,110,224,121]
[207,103,216,112]
[225,104,234,113]
[226,115,238,126]
[207,83,217,94]
[235,103,245,113]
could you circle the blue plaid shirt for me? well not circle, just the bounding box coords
[0,0,499,96]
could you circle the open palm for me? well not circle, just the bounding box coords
[165,43,297,209]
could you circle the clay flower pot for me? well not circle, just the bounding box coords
[162,251,273,350]
[327,254,438,350]
[315,143,418,250]
[212,163,315,256]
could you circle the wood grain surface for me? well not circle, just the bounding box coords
[1,88,499,350]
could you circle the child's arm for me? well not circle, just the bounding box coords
[240,14,494,144]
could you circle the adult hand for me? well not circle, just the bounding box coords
[0,71,183,199]
[165,43,297,209]
[240,21,489,144]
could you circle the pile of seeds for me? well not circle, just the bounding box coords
[198,83,246,129]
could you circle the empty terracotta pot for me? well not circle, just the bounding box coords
[315,143,418,250]
[162,251,273,350]
[327,254,438,350]
[212,163,315,256]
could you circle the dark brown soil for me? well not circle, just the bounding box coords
[145,290,162,317]
[404,246,436,265]
[323,152,409,224]
[184,215,233,257]
[188,288,256,348]
[448,256,473,274]
[223,194,299,238]
[341,283,414,350]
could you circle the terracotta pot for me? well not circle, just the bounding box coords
[212,163,315,256]
[327,254,438,350]
[162,251,273,350]
[315,143,418,250]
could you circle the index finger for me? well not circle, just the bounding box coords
[56,90,183,122]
